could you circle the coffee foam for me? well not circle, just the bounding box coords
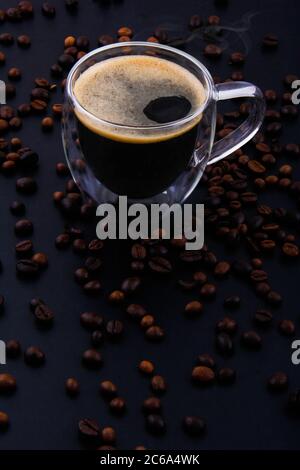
[73,55,206,143]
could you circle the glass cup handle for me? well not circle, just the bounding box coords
[208,81,265,165]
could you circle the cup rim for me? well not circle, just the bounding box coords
[66,41,214,131]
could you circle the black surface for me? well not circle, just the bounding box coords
[0,0,299,451]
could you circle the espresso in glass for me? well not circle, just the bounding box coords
[73,55,206,199]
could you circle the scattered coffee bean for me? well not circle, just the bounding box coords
[0,373,16,394]
[241,331,262,349]
[145,325,165,342]
[109,397,126,415]
[146,414,166,435]
[82,349,102,369]
[65,377,80,397]
[192,366,215,385]
[278,319,295,336]
[80,312,103,330]
[151,375,167,394]
[182,416,206,437]
[218,367,236,385]
[101,427,116,444]
[78,418,100,440]
[139,360,155,375]
[100,380,117,399]
[6,339,21,358]
[24,346,45,366]
[268,372,288,391]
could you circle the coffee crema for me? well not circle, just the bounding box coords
[73,55,206,141]
[72,55,206,198]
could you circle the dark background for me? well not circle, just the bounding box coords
[0,0,299,450]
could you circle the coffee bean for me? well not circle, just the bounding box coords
[148,256,172,273]
[0,411,9,431]
[78,418,100,440]
[6,339,21,358]
[197,353,216,369]
[0,33,14,46]
[139,360,155,375]
[10,201,25,215]
[55,233,70,249]
[193,271,207,284]
[24,346,45,366]
[204,44,222,58]
[15,218,33,236]
[41,117,54,131]
[143,397,161,414]
[91,330,103,348]
[254,309,273,326]
[88,239,103,253]
[65,377,80,397]
[192,366,215,385]
[151,375,167,394]
[287,390,300,415]
[184,301,203,316]
[17,34,31,48]
[100,380,117,399]
[83,280,101,295]
[15,240,33,256]
[101,427,116,444]
[268,372,288,391]
[224,296,240,309]
[106,320,124,340]
[200,283,216,298]
[126,303,146,320]
[241,331,262,349]
[131,243,147,259]
[216,332,234,355]
[263,33,278,48]
[82,349,102,369]
[18,2,34,18]
[140,315,155,329]
[266,290,282,306]
[189,14,202,30]
[278,319,295,336]
[33,303,54,326]
[146,414,166,435]
[108,290,125,304]
[218,367,236,385]
[230,51,245,64]
[109,397,126,415]
[145,325,165,342]
[282,242,299,257]
[0,373,16,394]
[250,270,268,282]
[80,312,103,330]
[32,252,48,268]
[183,416,206,436]
[16,259,39,277]
[121,277,141,294]
[42,3,56,18]
[216,317,237,335]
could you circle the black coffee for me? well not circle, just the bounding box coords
[73,55,205,198]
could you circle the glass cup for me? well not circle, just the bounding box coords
[62,42,265,205]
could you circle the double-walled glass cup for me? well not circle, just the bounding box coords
[63,42,265,204]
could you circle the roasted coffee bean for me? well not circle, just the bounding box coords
[15,240,33,256]
[192,366,215,385]
[65,377,80,397]
[193,271,207,284]
[183,416,206,436]
[83,280,102,295]
[214,261,231,277]
[101,427,116,444]
[139,360,155,375]
[131,243,147,259]
[24,346,45,366]
[108,290,124,304]
[10,201,25,215]
[218,367,236,385]
[78,418,100,440]
[31,252,47,267]
[197,353,216,369]
[29,298,44,312]
[19,150,39,169]
[18,1,34,17]
[8,67,21,80]
[6,7,22,22]
[16,177,37,194]
[121,276,141,294]
[254,309,273,326]
[80,312,103,330]
[282,242,299,257]
[268,372,288,391]
[278,319,295,336]
[230,51,245,64]
[142,397,161,414]
[109,397,126,415]
[189,14,202,29]
[41,117,54,131]
[82,349,102,369]
[263,33,278,48]
[216,332,234,355]
[146,414,166,435]
[91,330,103,347]
[180,250,202,263]
[72,238,86,254]
[100,380,117,399]
[184,301,203,316]
[16,259,39,277]
[126,303,146,320]
[140,315,155,329]
[88,239,103,253]
[33,304,54,325]
[0,52,6,65]
[55,233,70,249]
[151,375,167,394]
[106,320,124,340]
[250,270,268,282]
[177,280,197,290]
[241,331,262,349]
[0,33,14,46]
[145,325,165,342]
[98,35,114,46]
[0,373,16,394]
[85,256,102,273]
[0,411,9,431]
[200,283,216,298]
[266,290,282,306]
[6,339,21,358]
[42,3,56,18]
[204,44,222,58]
[216,317,237,335]
[287,390,300,415]
[17,34,31,48]
[148,256,172,273]
[224,296,240,309]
